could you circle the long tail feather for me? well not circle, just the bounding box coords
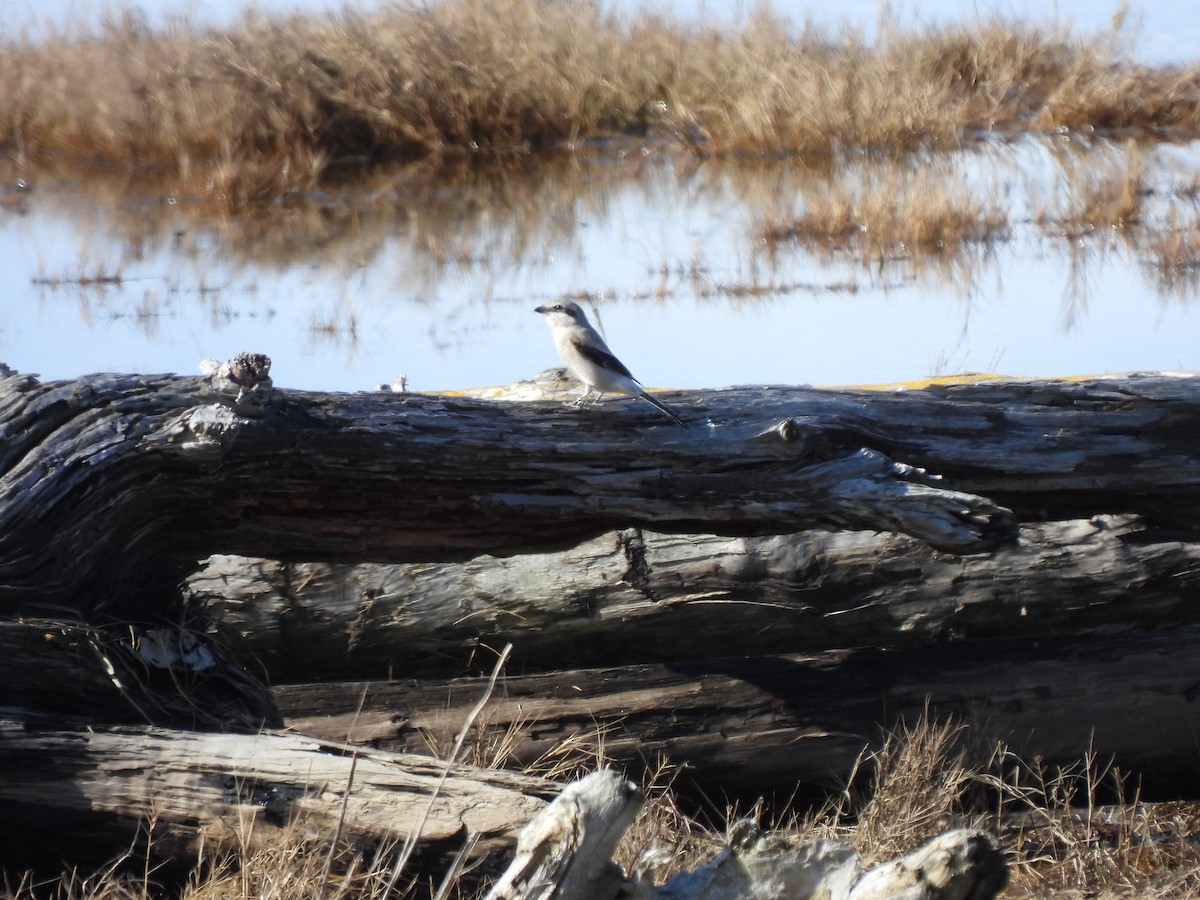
[638,392,689,427]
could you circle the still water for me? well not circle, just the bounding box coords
[1,1,1198,393]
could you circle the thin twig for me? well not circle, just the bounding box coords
[383,642,513,898]
[317,750,359,900]
[433,832,481,900]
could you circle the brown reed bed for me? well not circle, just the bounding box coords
[2,0,1199,205]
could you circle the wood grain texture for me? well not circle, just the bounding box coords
[0,718,554,873]
[25,362,1200,616]
[192,514,1200,680]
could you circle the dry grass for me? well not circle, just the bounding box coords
[9,713,1200,899]
[2,0,1199,204]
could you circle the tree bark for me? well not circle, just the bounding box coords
[190,514,1200,680]
[0,717,554,876]
[9,357,1199,619]
[273,627,1200,799]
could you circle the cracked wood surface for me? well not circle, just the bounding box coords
[0,718,554,875]
[192,514,1200,680]
[0,358,1079,617]
[3,360,1198,620]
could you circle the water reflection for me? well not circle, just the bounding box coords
[2,137,1198,392]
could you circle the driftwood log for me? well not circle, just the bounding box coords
[273,626,1200,799]
[0,357,1034,622]
[4,355,1200,877]
[191,513,1200,680]
[485,771,1007,900]
[0,718,555,876]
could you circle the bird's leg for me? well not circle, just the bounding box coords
[572,386,593,407]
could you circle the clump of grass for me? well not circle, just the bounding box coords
[2,0,1198,203]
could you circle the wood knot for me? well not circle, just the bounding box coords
[757,417,827,460]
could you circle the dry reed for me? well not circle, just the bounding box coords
[3,0,1199,203]
[761,155,1011,260]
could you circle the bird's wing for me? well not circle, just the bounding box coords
[571,334,635,379]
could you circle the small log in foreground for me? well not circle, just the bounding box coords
[486,771,1007,900]
[0,719,554,874]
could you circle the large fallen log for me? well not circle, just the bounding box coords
[274,627,1200,799]
[191,514,1200,680]
[6,357,1200,864]
[0,717,555,876]
[1,356,1040,620]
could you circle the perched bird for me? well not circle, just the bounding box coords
[534,300,688,427]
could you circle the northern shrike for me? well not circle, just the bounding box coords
[534,300,688,427]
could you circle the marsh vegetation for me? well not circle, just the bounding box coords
[4,1,1200,896]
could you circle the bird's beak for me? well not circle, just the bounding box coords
[533,305,547,314]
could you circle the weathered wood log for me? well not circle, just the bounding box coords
[485,771,1007,900]
[8,357,1198,619]
[274,627,1200,799]
[654,826,1006,900]
[0,717,555,876]
[0,357,1023,620]
[190,514,1200,680]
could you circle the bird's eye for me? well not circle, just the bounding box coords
[552,304,564,311]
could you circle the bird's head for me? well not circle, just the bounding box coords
[534,300,587,328]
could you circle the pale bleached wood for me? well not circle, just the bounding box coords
[190,514,1200,680]
[484,770,643,900]
[0,719,554,874]
[653,827,1006,900]
[847,829,1008,900]
[485,772,1007,900]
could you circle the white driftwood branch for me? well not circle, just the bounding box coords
[484,770,644,900]
[487,772,1007,900]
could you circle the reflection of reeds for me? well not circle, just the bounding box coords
[1039,141,1148,234]
[1139,213,1200,298]
[763,161,1010,256]
[2,0,1197,201]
